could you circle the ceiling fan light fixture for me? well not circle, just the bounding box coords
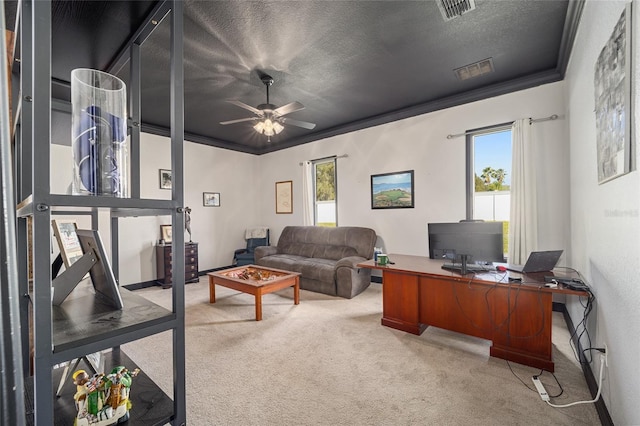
[253,121,265,133]
[254,118,284,137]
[263,118,275,136]
[223,72,316,140]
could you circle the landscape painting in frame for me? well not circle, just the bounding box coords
[371,170,414,209]
[594,3,633,184]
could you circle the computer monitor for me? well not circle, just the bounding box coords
[428,221,505,264]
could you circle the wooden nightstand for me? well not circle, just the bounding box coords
[156,242,199,288]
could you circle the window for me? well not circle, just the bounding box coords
[313,158,337,227]
[466,127,512,255]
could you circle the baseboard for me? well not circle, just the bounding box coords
[199,265,236,275]
[125,266,237,291]
[123,280,157,291]
[558,303,614,426]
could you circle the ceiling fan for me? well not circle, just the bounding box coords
[220,73,316,142]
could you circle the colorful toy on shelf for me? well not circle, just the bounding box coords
[72,365,140,426]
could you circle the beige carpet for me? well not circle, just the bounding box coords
[123,278,601,425]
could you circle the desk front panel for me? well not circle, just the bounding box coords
[381,271,425,335]
[419,276,494,341]
[491,285,553,362]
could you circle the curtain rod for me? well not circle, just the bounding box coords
[446,114,559,139]
[299,154,348,166]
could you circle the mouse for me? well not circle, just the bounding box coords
[496,265,507,272]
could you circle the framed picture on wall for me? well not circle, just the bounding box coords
[160,225,172,243]
[371,170,414,209]
[159,169,172,189]
[275,180,293,214]
[203,192,220,207]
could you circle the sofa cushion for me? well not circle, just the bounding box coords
[279,242,357,261]
[297,258,336,283]
[257,254,307,272]
[276,226,376,259]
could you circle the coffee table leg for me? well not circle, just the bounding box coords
[255,288,263,321]
[209,277,216,303]
[294,280,300,305]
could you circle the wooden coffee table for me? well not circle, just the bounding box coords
[208,265,301,321]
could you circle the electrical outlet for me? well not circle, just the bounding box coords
[603,343,608,367]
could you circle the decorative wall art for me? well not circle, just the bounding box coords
[594,4,633,184]
[159,169,172,189]
[275,180,293,214]
[371,170,415,209]
[203,192,220,207]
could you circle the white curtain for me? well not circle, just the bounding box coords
[301,161,314,226]
[508,118,538,264]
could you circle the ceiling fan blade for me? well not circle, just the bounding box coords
[220,117,257,125]
[227,100,263,116]
[281,117,316,130]
[273,101,305,117]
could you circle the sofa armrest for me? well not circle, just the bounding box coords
[335,256,367,269]
[254,245,277,262]
[335,256,371,299]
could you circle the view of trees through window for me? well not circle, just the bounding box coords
[470,129,512,254]
[475,166,510,192]
[314,159,337,227]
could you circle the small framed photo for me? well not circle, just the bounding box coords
[160,225,172,243]
[371,170,414,209]
[159,169,172,190]
[203,192,220,207]
[275,180,293,214]
[51,219,83,267]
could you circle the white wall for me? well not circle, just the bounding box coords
[117,134,262,283]
[51,134,260,285]
[50,81,571,288]
[257,82,569,260]
[565,1,640,424]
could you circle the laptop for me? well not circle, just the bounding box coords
[506,250,563,273]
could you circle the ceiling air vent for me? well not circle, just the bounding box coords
[454,58,494,81]
[437,0,476,21]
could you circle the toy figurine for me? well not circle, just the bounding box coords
[71,365,140,426]
[72,370,90,416]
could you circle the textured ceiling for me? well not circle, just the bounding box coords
[7,1,579,154]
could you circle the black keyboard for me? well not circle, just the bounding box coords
[442,263,493,273]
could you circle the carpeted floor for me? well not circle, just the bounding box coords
[123,278,601,425]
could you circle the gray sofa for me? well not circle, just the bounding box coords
[254,226,377,299]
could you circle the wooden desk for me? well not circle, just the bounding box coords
[358,254,589,372]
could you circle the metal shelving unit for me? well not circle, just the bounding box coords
[12,1,186,424]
